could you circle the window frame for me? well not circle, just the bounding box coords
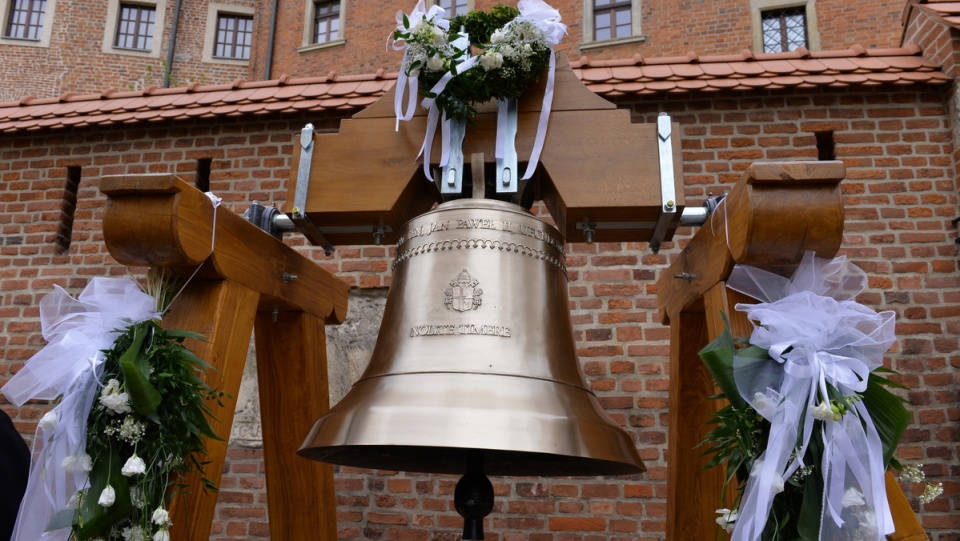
[580,0,644,50]
[102,0,165,57]
[202,3,255,65]
[750,0,819,52]
[433,0,472,19]
[760,6,807,53]
[113,3,157,51]
[299,0,345,52]
[0,0,56,48]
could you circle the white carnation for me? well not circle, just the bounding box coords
[479,51,504,71]
[152,507,171,527]
[98,485,116,507]
[100,378,132,414]
[122,454,147,476]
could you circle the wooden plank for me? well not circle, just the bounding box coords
[666,300,728,541]
[255,310,338,540]
[886,471,930,541]
[101,174,349,323]
[164,279,260,541]
[657,161,845,325]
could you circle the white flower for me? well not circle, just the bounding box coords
[66,491,81,509]
[121,525,146,541]
[153,530,170,541]
[771,476,785,494]
[100,378,132,414]
[842,487,866,508]
[61,454,78,473]
[858,508,879,538]
[122,454,147,476]
[752,392,773,416]
[490,30,505,44]
[80,453,93,472]
[479,51,504,71]
[812,401,834,421]
[39,410,58,431]
[715,508,738,533]
[430,25,446,46]
[152,507,171,527]
[426,53,445,72]
[98,485,116,507]
[130,486,146,507]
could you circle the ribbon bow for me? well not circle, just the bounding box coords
[727,252,896,541]
[392,0,449,131]
[2,278,158,541]
[504,0,567,180]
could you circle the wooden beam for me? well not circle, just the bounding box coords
[255,310,338,540]
[101,173,349,323]
[164,279,260,540]
[657,161,846,326]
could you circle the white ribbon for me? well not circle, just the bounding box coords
[726,252,896,541]
[1,278,159,541]
[392,0,448,131]
[507,0,566,179]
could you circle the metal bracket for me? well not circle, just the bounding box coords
[496,98,519,194]
[291,123,335,255]
[440,117,467,195]
[649,113,678,253]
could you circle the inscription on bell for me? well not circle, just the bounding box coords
[444,268,482,312]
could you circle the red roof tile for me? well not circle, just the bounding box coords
[0,45,950,134]
[915,1,960,31]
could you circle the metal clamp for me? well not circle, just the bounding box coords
[649,113,678,253]
[496,98,519,194]
[291,123,335,255]
[440,117,467,195]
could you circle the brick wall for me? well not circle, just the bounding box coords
[1,84,958,540]
[0,0,911,100]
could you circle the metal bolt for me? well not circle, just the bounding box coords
[664,200,676,211]
[373,226,386,246]
[674,272,695,281]
[282,272,298,282]
[583,223,596,244]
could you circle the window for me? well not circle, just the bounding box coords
[5,0,45,40]
[761,6,807,52]
[437,0,468,18]
[214,13,252,60]
[593,0,631,41]
[312,0,339,44]
[114,3,156,50]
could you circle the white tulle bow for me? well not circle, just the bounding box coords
[727,252,896,541]
[392,0,449,131]
[1,278,158,541]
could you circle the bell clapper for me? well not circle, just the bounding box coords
[454,450,494,540]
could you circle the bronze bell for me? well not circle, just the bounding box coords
[300,198,645,538]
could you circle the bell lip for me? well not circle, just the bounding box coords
[297,444,646,477]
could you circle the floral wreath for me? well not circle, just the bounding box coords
[2,271,226,541]
[392,0,566,183]
[699,252,941,541]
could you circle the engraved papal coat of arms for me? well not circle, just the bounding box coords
[444,268,483,312]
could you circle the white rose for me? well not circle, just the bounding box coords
[715,508,737,533]
[122,454,147,476]
[490,30,505,44]
[842,487,866,508]
[431,25,446,46]
[812,401,834,421]
[426,54,445,72]
[61,454,78,473]
[39,410,58,432]
[80,454,93,472]
[100,378,132,414]
[153,530,170,541]
[479,51,504,71]
[152,507,171,527]
[98,485,116,507]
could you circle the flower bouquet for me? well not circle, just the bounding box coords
[697,252,924,540]
[2,272,226,541]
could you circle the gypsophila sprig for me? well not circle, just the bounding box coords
[65,270,227,541]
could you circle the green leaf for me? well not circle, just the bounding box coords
[118,323,162,415]
[861,373,911,467]
[797,434,824,541]
[698,316,747,410]
[72,446,132,540]
[402,12,410,29]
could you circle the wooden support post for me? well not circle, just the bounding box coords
[255,311,338,540]
[101,174,349,540]
[657,161,927,540]
[164,279,260,539]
